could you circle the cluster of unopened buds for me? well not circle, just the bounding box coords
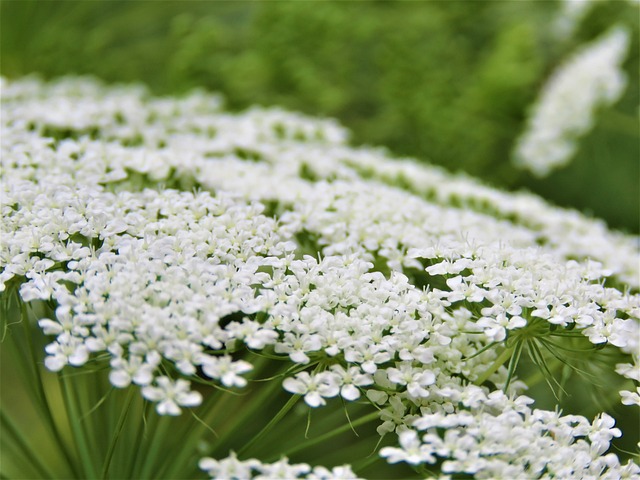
[1,76,638,478]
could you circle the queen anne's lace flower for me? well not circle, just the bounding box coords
[402,390,639,479]
[141,377,203,416]
[514,26,630,177]
[2,76,638,478]
[283,371,341,407]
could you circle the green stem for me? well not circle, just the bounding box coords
[100,387,135,479]
[127,400,152,479]
[161,353,282,478]
[157,391,225,479]
[207,364,294,458]
[61,373,99,479]
[138,415,172,479]
[520,351,577,393]
[0,408,55,478]
[271,410,380,462]
[352,451,383,475]
[237,394,301,458]
[267,393,354,443]
[18,301,80,477]
[474,345,514,385]
[0,439,42,479]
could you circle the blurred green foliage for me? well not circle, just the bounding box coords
[1,0,638,232]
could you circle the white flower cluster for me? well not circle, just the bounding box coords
[381,388,637,479]
[2,77,639,478]
[199,453,359,480]
[513,27,630,177]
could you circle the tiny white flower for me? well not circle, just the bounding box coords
[380,430,436,465]
[201,355,253,388]
[282,371,340,407]
[142,376,202,415]
[620,388,640,406]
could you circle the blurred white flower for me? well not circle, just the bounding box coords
[514,27,630,177]
[141,377,202,415]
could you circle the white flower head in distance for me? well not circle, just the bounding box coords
[514,26,630,177]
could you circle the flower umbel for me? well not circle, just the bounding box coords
[1,76,638,479]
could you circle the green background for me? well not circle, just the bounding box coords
[2,0,638,232]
